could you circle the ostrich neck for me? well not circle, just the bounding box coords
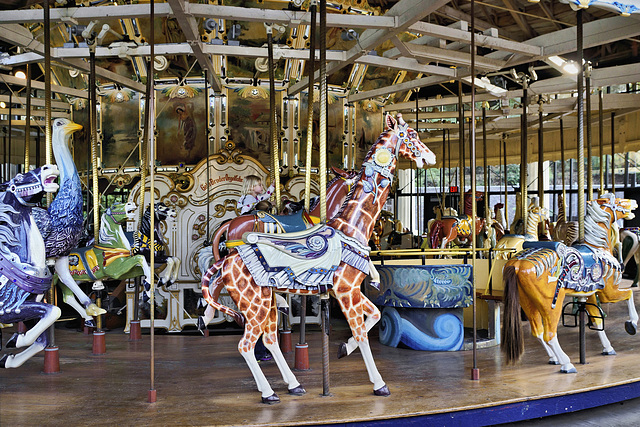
[53,135,79,187]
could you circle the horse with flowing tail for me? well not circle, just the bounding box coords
[0,165,61,368]
[501,194,638,373]
[60,202,155,304]
[208,166,358,262]
[131,202,180,286]
[32,118,105,327]
[200,113,436,403]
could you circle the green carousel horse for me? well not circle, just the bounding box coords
[59,202,153,301]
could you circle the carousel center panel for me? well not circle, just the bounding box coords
[124,153,322,332]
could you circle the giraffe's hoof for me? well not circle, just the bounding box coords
[197,316,206,333]
[625,321,637,335]
[0,354,8,369]
[373,385,390,396]
[288,386,306,396]
[261,393,280,404]
[5,333,19,349]
[602,349,617,356]
[84,318,96,328]
[337,343,348,359]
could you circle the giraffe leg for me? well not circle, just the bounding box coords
[338,295,380,359]
[262,302,304,395]
[334,273,388,395]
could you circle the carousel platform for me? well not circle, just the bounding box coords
[2,284,640,426]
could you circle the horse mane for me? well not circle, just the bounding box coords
[99,211,119,246]
[584,200,612,248]
[0,202,21,247]
[308,174,343,213]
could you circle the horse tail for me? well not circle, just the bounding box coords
[201,259,245,327]
[212,221,230,261]
[429,221,442,248]
[501,263,524,364]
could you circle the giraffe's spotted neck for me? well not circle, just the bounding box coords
[328,130,398,246]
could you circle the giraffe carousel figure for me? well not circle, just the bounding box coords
[200,113,436,403]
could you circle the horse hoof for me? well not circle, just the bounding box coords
[288,386,306,396]
[337,343,348,359]
[5,333,19,349]
[84,319,96,328]
[261,393,280,404]
[0,354,8,368]
[602,349,617,356]
[561,367,577,374]
[625,321,637,335]
[373,385,390,396]
[85,303,107,317]
[548,360,559,365]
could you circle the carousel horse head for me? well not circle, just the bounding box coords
[152,202,177,222]
[383,113,436,168]
[0,165,59,207]
[593,193,637,222]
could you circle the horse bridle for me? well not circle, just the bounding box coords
[4,171,44,207]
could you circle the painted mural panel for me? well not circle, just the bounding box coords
[227,87,280,168]
[155,87,208,166]
[101,93,139,168]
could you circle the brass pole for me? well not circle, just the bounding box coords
[470,0,478,381]
[24,63,31,170]
[576,9,585,243]
[267,25,281,211]
[599,89,604,195]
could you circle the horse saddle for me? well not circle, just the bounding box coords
[523,241,564,252]
[238,225,370,293]
[559,244,609,294]
[253,210,313,234]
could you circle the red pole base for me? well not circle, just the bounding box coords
[43,346,60,374]
[17,321,27,334]
[203,328,209,338]
[129,320,142,341]
[294,343,310,370]
[280,330,293,353]
[471,368,480,381]
[148,389,157,403]
[92,331,106,355]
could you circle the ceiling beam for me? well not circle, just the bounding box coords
[0,73,86,99]
[500,0,536,40]
[401,43,506,71]
[288,0,450,97]
[348,76,451,103]
[355,55,457,77]
[167,0,222,92]
[0,24,144,92]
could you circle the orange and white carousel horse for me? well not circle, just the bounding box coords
[200,113,436,403]
[501,193,638,373]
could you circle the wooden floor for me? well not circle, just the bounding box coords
[2,285,640,426]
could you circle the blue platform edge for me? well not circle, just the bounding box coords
[366,264,473,309]
[316,380,640,426]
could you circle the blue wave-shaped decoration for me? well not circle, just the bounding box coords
[379,307,463,351]
[369,265,473,308]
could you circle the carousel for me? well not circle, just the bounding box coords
[2,0,640,425]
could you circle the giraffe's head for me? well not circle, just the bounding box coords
[384,113,436,168]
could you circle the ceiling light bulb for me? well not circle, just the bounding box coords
[563,61,579,75]
[14,70,26,79]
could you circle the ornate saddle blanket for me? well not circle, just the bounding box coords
[253,210,314,234]
[0,249,52,294]
[237,224,370,293]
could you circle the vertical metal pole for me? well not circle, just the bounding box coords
[560,119,566,221]
[44,0,55,349]
[503,135,508,228]
[521,80,528,228]
[458,81,464,211]
[319,0,330,396]
[599,89,604,195]
[267,25,281,211]
[576,9,585,242]
[470,0,479,381]
[538,97,544,210]
[204,70,210,243]
[149,0,157,403]
[25,63,31,170]
[36,126,40,168]
[586,64,593,200]
[8,91,12,177]
[611,112,615,194]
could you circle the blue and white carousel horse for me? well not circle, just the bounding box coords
[33,118,105,327]
[0,165,61,368]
